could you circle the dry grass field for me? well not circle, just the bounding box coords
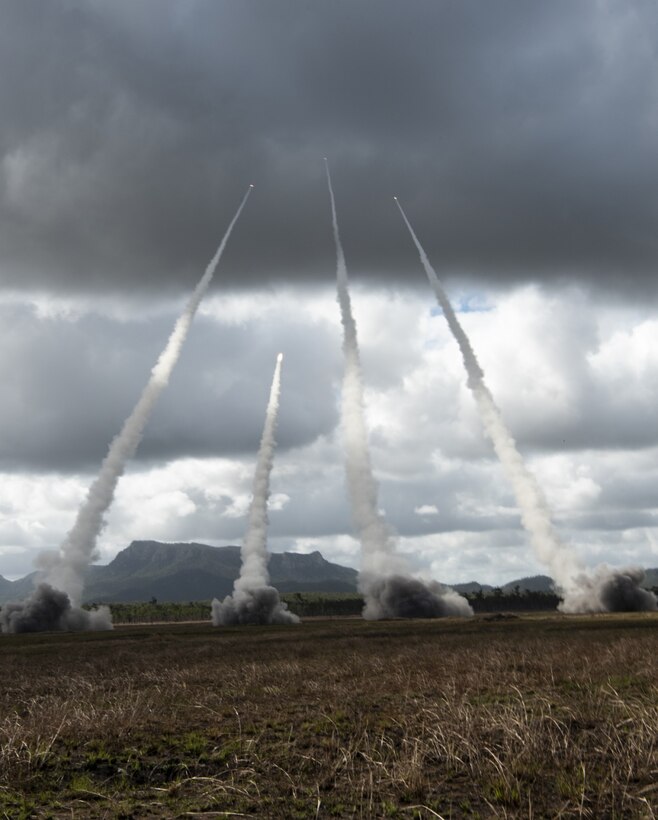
[0,613,657,818]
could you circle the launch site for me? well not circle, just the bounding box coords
[1,1,657,816]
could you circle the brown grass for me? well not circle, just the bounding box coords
[0,613,657,818]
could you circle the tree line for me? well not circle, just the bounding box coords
[86,587,586,623]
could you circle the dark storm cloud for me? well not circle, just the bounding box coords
[0,304,340,471]
[1,1,658,297]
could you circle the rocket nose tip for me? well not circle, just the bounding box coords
[277,352,283,362]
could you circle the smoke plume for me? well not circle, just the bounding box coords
[325,160,471,620]
[363,575,474,619]
[561,567,657,613]
[0,583,112,633]
[212,354,299,626]
[395,198,656,613]
[1,187,252,635]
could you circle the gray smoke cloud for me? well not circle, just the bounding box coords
[6,186,252,633]
[326,161,472,620]
[396,198,656,614]
[212,584,298,626]
[363,575,475,620]
[0,583,112,634]
[212,354,299,626]
[561,567,657,614]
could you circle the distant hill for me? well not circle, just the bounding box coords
[1,542,656,604]
[451,581,494,595]
[503,575,554,593]
[452,575,554,595]
[0,572,40,603]
[83,541,359,603]
[0,541,359,604]
[452,571,658,596]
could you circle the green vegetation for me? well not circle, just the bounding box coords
[94,589,569,624]
[283,591,363,617]
[93,592,364,624]
[466,587,561,612]
[96,599,211,623]
[0,614,657,817]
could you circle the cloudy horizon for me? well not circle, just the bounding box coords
[2,1,658,586]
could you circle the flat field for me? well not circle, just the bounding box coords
[1,613,657,818]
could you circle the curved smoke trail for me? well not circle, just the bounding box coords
[395,197,657,614]
[212,354,299,625]
[325,161,471,620]
[1,186,253,634]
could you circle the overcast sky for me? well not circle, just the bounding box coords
[2,0,658,585]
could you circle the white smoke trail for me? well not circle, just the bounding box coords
[395,198,657,613]
[394,198,581,588]
[325,161,471,619]
[41,185,253,607]
[212,354,299,625]
[235,353,286,591]
[324,160,403,581]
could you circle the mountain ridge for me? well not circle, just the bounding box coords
[0,541,360,604]
[1,542,656,604]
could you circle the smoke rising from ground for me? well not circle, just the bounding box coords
[363,575,474,620]
[7,187,252,634]
[212,584,299,626]
[212,354,299,626]
[0,583,112,633]
[396,198,656,613]
[326,161,471,620]
[560,567,657,613]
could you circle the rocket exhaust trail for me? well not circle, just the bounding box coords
[48,185,253,602]
[325,161,471,620]
[0,187,253,634]
[395,197,657,613]
[212,354,299,625]
[325,162,401,576]
[394,197,580,587]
